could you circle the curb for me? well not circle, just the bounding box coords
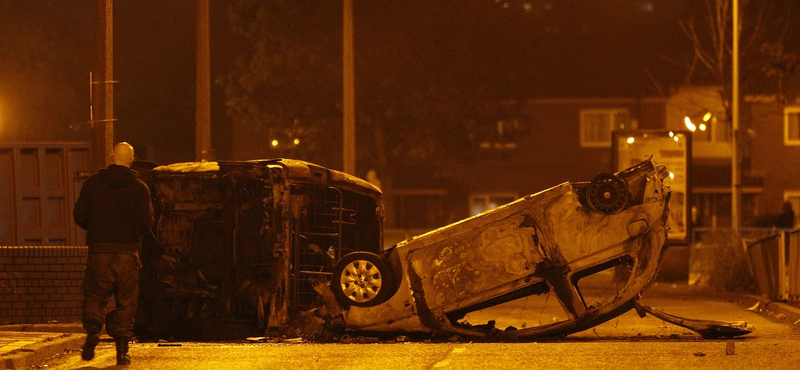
[0,333,84,370]
[0,324,84,334]
[735,293,800,326]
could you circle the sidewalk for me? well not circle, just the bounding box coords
[2,287,800,369]
[736,292,800,325]
[0,324,85,370]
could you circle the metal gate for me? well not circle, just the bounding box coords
[293,187,360,309]
[0,143,90,245]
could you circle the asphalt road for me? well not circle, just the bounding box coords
[34,285,800,370]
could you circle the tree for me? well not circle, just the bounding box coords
[218,1,510,196]
[760,43,800,105]
[216,0,343,167]
[680,0,800,116]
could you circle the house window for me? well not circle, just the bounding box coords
[785,107,800,146]
[469,193,517,216]
[580,109,631,147]
[685,111,730,143]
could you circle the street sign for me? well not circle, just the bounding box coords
[613,130,692,244]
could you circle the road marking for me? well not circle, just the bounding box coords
[433,347,466,368]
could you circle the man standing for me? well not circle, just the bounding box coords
[74,142,154,366]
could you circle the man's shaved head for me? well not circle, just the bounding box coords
[112,142,135,168]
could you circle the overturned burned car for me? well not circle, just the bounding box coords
[317,159,674,339]
[135,158,752,340]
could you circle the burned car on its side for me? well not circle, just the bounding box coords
[134,159,383,338]
[135,158,752,340]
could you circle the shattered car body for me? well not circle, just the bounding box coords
[319,159,677,339]
[134,159,383,338]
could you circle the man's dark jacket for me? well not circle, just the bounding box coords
[74,164,154,255]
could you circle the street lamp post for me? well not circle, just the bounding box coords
[343,0,356,175]
[196,0,212,162]
[91,0,114,172]
[732,0,741,232]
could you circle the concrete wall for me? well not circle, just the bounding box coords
[0,246,99,325]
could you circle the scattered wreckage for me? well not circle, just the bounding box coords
[134,158,752,341]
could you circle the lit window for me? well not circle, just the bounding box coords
[469,193,517,216]
[785,107,800,146]
[580,109,631,148]
[683,111,729,143]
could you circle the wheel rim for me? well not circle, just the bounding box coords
[339,259,383,303]
[588,174,628,214]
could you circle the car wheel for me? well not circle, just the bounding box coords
[586,173,629,214]
[332,251,396,308]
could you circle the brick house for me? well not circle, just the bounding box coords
[382,87,800,283]
[388,87,800,232]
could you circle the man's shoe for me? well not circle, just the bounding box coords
[115,339,131,365]
[117,353,131,366]
[81,334,100,361]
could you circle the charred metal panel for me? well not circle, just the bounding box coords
[633,300,754,338]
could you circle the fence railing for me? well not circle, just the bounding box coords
[744,229,800,302]
[689,228,775,287]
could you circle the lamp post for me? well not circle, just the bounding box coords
[732,0,741,232]
[343,0,356,175]
[196,0,212,162]
[91,0,114,172]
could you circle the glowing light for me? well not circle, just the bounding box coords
[271,139,279,147]
[669,131,674,137]
[626,137,635,144]
[699,123,707,131]
[669,172,675,179]
[703,112,712,122]
[684,116,696,131]
[293,138,300,145]
[674,136,680,142]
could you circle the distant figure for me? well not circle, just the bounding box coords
[775,201,795,229]
[365,169,382,189]
[73,142,154,366]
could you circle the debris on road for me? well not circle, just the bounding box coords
[726,342,735,355]
[633,300,754,338]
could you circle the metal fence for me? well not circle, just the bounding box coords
[744,229,800,301]
[687,228,771,288]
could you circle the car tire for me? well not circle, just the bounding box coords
[586,173,629,214]
[332,251,396,308]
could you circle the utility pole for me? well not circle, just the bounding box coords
[732,0,742,232]
[343,0,356,175]
[91,0,114,172]
[196,0,212,161]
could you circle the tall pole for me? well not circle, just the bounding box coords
[343,0,356,175]
[196,0,212,161]
[92,0,114,172]
[731,0,741,232]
